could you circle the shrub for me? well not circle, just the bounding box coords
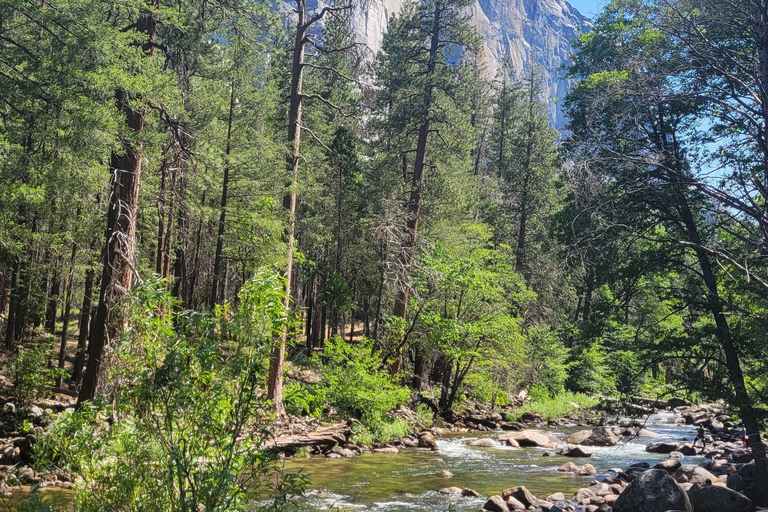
[12,341,66,412]
[318,336,410,442]
[29,270,306,512]
[319,336,409,423]
[284,379,326,418]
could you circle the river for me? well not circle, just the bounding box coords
[280,411,699,511]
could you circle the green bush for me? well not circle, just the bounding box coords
[566,342,615,395]
[284,379,326,418]
[319,336,410,442]
[12,341,66,412]
[28,270,306,512]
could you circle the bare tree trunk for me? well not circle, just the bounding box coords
[45,262,61,334]
[78,2,158,406]
[4,258,20,349]
[155,160,168,275]
[56,244,77,387]
[73,267,94,385]
[267,0,307,415]
[210,81,236,308]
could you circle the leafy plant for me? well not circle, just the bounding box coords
[12,342,66,413]
[29,270,306,512]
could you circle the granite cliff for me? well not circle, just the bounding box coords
[352,0,592,127]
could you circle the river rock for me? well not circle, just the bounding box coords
[688,482,753,512]
[678,443,697,456]
[559,444,593,457]
[547,492,565,501]
[438,470,453,478]
[613,469,692,512]
[372,446,398,454]
[566,429,593,444]
[469,438,499,447]
[558,461,579,472]
[502,430,551,447]
[417,431,437,449]
[483,495,509,512]
[573,487,597,505]
[646,441,680,453]
[578,464,597,475]
[568,426,621,446]
[673,465,719,485]
[505,496,526,510]
[654,458,682,473]
[462,488,481,497]
[504,437,520,447]
[502,486,536,508]
[439,486,463,494]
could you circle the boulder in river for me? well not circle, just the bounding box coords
[558,444,593,457]
[483,495,509,512]
[567,426,621,446]
[500,430,552,447]
[372,446,398,454]
[469,438,499,447]
[439,486,462,494]
[654,458,682,473]
[688,482,753,512]
[673,464,719,485]
[646,441,680,453]
[417,431,437,449]
[613,469,692,512]
[501,486,536,508]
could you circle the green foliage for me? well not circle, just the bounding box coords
[516,392,599,420]
[566,342,615,395]
[12,341,66,412]
[319,336,410,439]
[284,380,327,418]
[29,270,305,512]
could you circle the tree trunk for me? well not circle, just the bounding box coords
[73,267,94,385]
[267,0,307,415]
[57,245,77,387]
[391,4,443,375]
[210,81,236,308]
[678,197,768,504]
[4,259,20,349]
[45,263,61,334]
[78,2,158,406]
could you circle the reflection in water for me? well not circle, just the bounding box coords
[280,412,699,511]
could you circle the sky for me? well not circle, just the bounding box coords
[567,0,607,19]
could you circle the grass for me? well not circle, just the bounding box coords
[514,392,599,420]
[352,417,411,446]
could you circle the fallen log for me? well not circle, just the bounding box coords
[265,422,351,452]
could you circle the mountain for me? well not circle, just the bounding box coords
[352,0,592,127]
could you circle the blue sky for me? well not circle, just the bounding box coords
[568,0,608,19]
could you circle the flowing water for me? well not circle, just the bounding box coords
[281,412,700,512]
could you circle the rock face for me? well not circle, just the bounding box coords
[350,0,591,127]
[613,469,692,512]
[687,483,753,512]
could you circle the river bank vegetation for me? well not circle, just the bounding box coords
[1,0,768,508]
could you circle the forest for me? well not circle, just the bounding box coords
[1,0,768,509]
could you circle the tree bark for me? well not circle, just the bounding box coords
[210,81,236,308]
[78,1,158,406]
[391,4,443,374]
[4,258,20,349]
[56,244,77,387]
[267,0,308,415]
[73,267,94,385]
